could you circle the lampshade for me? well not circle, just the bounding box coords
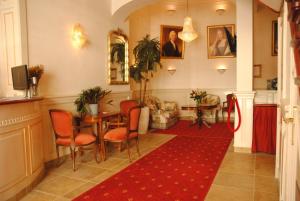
[178,17,198,42]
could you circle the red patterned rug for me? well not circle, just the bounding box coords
[155,120,233,139]
[73,125,233,201]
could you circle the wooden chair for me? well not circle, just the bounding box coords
[49,109,100,171]
[222,93,234,122]
[104,106,141,162]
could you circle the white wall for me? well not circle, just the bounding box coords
[129,1,236,91]
[253,3,278,89]
[26,0,130,97]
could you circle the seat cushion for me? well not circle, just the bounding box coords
[104,127,138,141]
[56,133,96,146]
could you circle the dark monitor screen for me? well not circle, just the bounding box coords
[11,65,29,90]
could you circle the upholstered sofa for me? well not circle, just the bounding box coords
[145,96,179,129]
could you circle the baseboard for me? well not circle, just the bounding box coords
[234,147,252,153]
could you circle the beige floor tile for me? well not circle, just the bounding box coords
[90,170,116,183]
[20,191,56,201]
[219,153,255,175]
[36,175,85,196]
[64,182,95,199]
[255,155,275,177]
[205,184,254,201]
[255,175,279,194]
[213,172,254,190]
[86,157,126,170]
[254,191,279,201]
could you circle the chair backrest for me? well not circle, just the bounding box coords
[226,93,234,109]
[49,109,73,138]
[128,106,141,131]
[120,100,138,117]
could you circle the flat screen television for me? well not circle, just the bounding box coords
[11,65,29,90]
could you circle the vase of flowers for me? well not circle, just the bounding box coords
[190,90,207,106]
[28,65,44,96]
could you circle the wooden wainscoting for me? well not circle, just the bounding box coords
[0,101,44,201]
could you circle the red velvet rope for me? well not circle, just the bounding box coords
[227,96,242,133]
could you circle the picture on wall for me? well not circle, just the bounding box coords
[272,20,278,56]
[253,64,262,78]
[160,25,184,59]
[207,24,235,59]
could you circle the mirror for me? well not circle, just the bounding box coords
[108,29,129,85]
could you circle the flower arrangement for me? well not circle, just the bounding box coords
[28,65,44,84]
[190,89,207,105]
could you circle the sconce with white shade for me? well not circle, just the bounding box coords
[72,23,88,48]
[216,4,226,15]
[166,4,176,14]
[167,66,176,75]
[217,65,227,74]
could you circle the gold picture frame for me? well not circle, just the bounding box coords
[207,24,235,59]
[253,64,262,78]
[160,25,185,59]
[272,20,278,56]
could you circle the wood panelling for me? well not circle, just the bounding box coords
[0,100,44,201]
[0,128,27,192]
[29,121,43,174]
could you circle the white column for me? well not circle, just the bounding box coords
[234,0,255,152]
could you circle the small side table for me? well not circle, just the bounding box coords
[181,103,219,128]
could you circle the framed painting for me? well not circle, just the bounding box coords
[160,25,184,59]
[253,64,262,78]
[272,20,278,56]
[207,24,235,59]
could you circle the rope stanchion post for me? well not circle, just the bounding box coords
[227,95,242,133]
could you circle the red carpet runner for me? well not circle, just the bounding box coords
[155,120,233,139]
[74,122,233,201]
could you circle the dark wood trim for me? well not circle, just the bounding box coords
[0,97,43,105]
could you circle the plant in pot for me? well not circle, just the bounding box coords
[74,86,111,117]
[130,35,162,134]
[28,65,44,96]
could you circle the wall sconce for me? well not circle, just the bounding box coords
[217,65,227,74]
[72,23,87,48]
[216,4,226,15]
[166,4,176,14]
[167,66,176,75]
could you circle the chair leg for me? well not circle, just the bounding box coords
[126,140,132,162]
[222,111,225,122]
[71,147,76,171]
[135,138,141,157]
[118,142,122,152]
[94,143,100,163]
[55,145,60,167]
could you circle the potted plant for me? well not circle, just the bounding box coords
[28,65,44,96]
[74,86,111,117]
[130,35,162,134]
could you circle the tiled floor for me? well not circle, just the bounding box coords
[205,141,279,201]
[21,133,279,201]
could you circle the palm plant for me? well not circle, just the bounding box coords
[74,86,112,116]
[130,35,162,104]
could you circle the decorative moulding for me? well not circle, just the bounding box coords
[0,113,41,128]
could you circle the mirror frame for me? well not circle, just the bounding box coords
[108,29,129,85]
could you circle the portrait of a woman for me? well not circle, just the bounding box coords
[207,25,235,59]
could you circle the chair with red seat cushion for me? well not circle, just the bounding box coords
[104,106,141,162]
[49,109,99,171]
[222,93,234,122]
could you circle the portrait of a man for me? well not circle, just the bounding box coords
[207,24,235,59]
[160,25,184,59]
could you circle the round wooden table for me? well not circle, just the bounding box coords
[181,103,219,128]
